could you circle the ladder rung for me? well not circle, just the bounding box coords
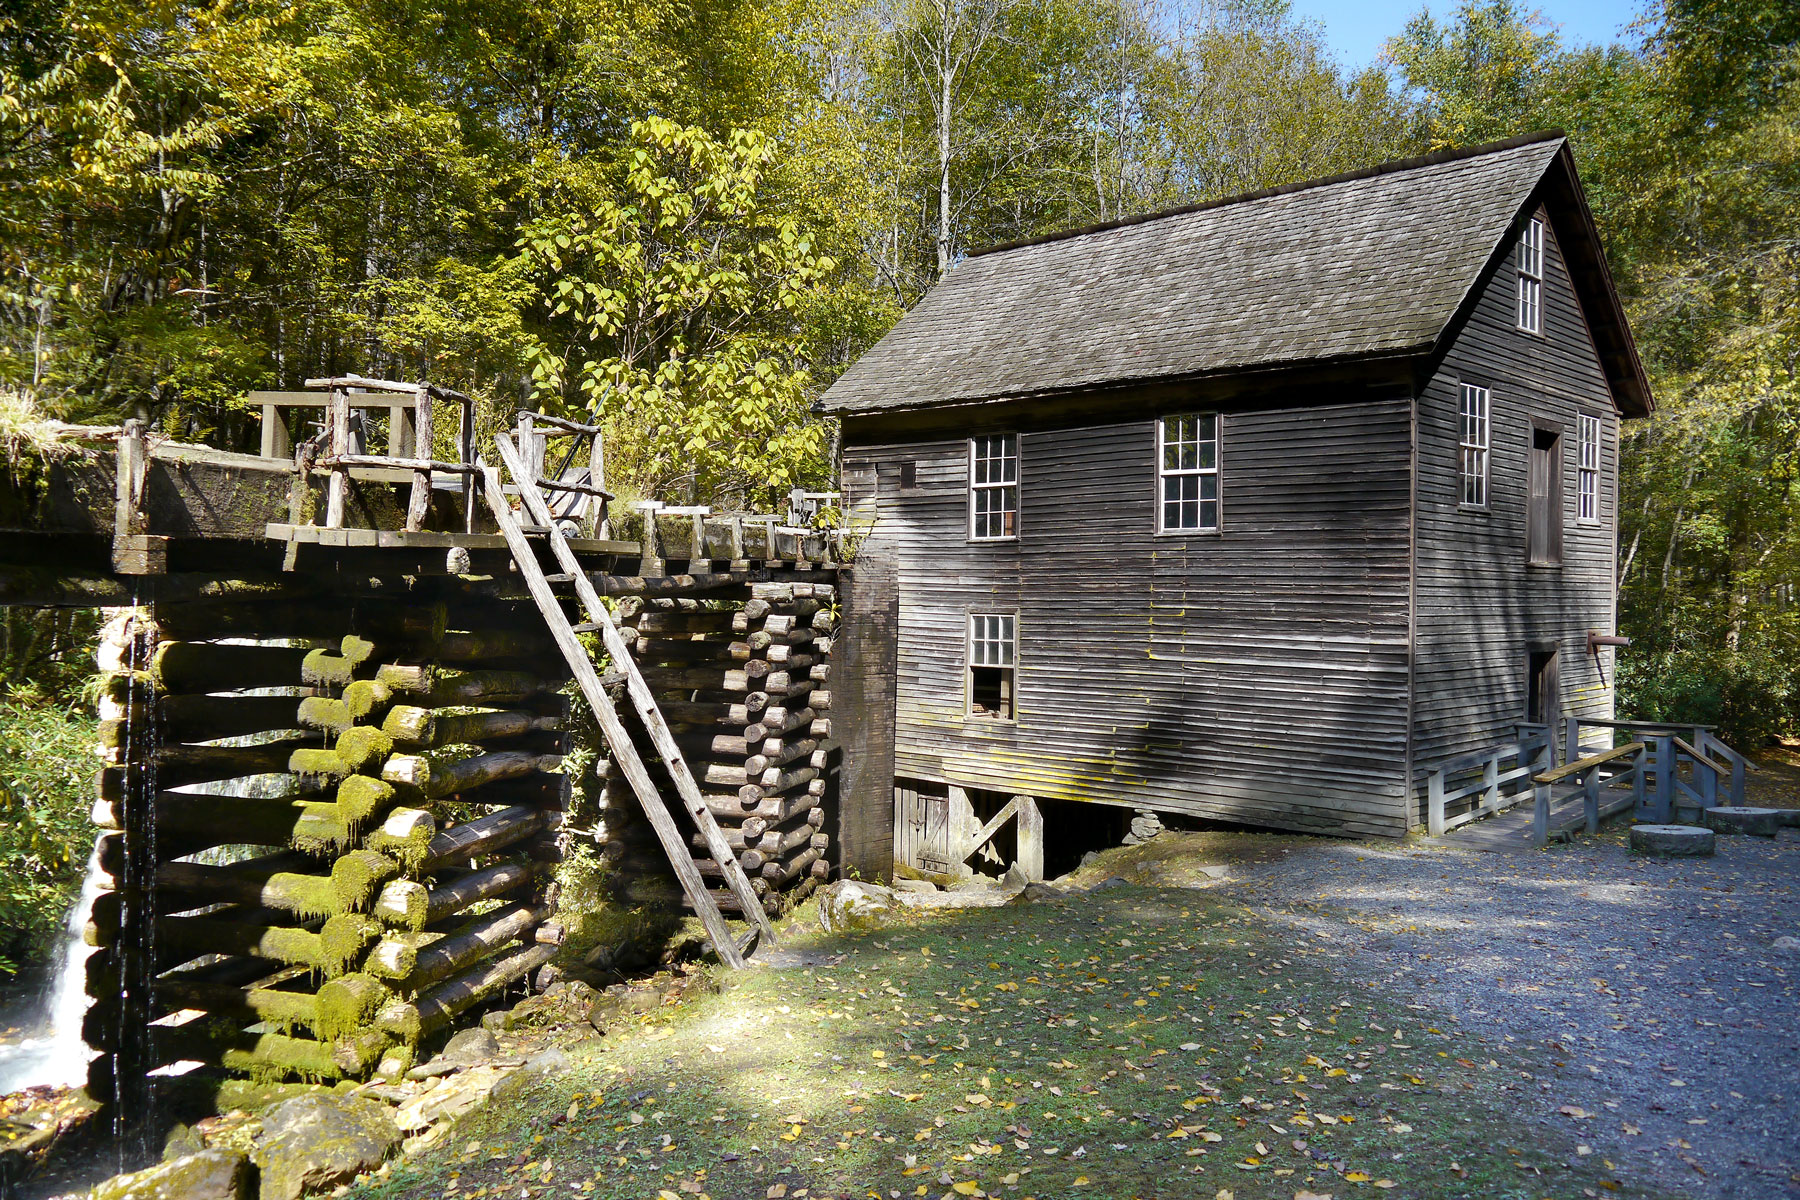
[541,572,575,584]
[569,621,602,634]
[518,524,553,535]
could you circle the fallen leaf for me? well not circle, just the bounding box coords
[951,1183,982,1196]
[1559,1106,1593,1120]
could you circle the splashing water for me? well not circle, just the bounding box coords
[0,847,105,1093]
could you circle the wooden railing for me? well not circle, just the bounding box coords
[1562,717,1757,818]
[1532,741,1647,846]
[1426,727,1554,837]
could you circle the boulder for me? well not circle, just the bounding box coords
[93,1150,251,1200]
[817,880,901,934]
[251,1094,400,1200]
[442,1027,499,1064]
[489,1046,573,1105]
[891,877,938,894]
[1630,824,1715,857]
[1007,882,1064,905]
[1702,806,1781,837]
[1775,807,1800,828]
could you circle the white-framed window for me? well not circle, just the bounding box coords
[1577,412,1601,525]
[968,434,1018,540]
[967,612,1016,720]
[1459,383,1490,508]
[1517,217,1544,334]
[1156,413,1220,533]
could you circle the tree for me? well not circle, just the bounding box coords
[514,119,841,506]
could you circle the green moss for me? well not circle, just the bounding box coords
[341,679,392,719]
[297,696,356,734]
[335,726,394,773]
[336,775,396,825]
[301,647,353,687]
[243,987,321,1035]
[314,973,391,1041]
[291,802,355,856]
[219,1032,342,1083]
[367,823,434,873]
[331,851,400,911]
[374,880,429,930]
[319,913,380,976]
[375,1000,423,1044]
[288,747,353,783]
[268,871,345,920]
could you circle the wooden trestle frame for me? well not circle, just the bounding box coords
[484,431,777,966]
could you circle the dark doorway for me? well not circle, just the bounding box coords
[1528,421,1564,566]
[1527,647,1561,729]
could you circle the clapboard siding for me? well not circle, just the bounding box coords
[1410,202,1619,822]
[845,391,1415,839]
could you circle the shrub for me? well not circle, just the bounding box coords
[1618,648,1798,748]
[0,692,97,976]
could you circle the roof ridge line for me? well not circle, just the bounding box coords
[964,130,1568,260]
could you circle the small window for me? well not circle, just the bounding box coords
[968,613,1016,720]
[1156,414,1219,532]
[1517,217,1544,334]
[1577,413,1600,525]
[968,434,1018,540]
[1458,384,1490,508]
[1528,421,1564,566]
[899,460,918,489]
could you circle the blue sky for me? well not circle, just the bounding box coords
[1285,0,1652,68]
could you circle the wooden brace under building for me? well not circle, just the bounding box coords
[820,132,1658,862]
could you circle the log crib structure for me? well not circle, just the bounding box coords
[0,377,863,1111]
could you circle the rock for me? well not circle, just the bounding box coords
[891,877,938,894]
[817,880,902,934]
[252,1094,400,1200]
[1630,824,1715,857]
[489,1047,573,1105]
[442,1027,499,1064]
[1772,935,1800,954]
[1007,882,1064,905]
[1123,809,1164,845]
[1078,851,1100,868]
[93,1150,251,1200]
[1089,876,1130,891]
[1702,806,1781,837]
[394,1065,508,1133]
[1773,807,1800,828]
[1198,865,1229,880]
[947,874,998,893]
[480,1010,509,1034]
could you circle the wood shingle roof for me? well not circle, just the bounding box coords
[820,133,1652,419]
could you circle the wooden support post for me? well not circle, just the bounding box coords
[325,387,350,528]
[1652,734,1674,822]
[1015,795,1043,882]
[1482,751,1499,814]
[459,395,476,534]
[260,401,291,460]
[1532,781,1551,848]
[1427,769,1446,838]
[406,385,433,532]
[1564,716,1580,769]
[1583,772,1600,834]
[637,503,664,576]
[1631,745,1647,813]
[587,426,609,538]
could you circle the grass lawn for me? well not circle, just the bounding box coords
[353,875,1669,1200]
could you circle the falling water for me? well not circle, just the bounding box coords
[0,847,104,1093]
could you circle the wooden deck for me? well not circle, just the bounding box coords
[1431,784,1636,852]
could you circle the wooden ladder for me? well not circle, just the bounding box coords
[482,433,777,967]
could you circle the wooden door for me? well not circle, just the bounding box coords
[1528,648,1560,744]
[1528,422,1564,566]
[894,785,954,874]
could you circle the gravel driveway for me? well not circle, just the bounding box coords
[1216,824,1800,1200]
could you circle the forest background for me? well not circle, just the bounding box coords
[0,0,1795,971]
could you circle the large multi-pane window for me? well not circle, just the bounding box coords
[1156,414,1220,532]
[968,434,1018,540]
[968,613,1016,720]
[1577,412,1601,525]
[1459,384,1490,508]
[1517,217,1544,334]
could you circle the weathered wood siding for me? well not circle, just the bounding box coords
[843,390,1414,839]
[1410,202,1620,821]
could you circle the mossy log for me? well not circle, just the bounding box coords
[94,792,352,855]
[148,852,392,918]
[375,942,557,1043]
[297,679,395,734]
[157,912,378,975]
[376,664,552,705]
[300,635,379,686]
[435,628,555,663]
[124,693,306,743]
[95,740,314,792]
[149,641,311,693]
[150,978,321,1031]
[396,902,543,991]
[419,805,550,874]
[380,705,560,750]
[313,973,391,1040]
[382,749,559,799]
[160,1028,345,1082]
[373,861,539,931]
[288,726,396,782]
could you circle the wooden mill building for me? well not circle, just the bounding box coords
[823,133,1654,856]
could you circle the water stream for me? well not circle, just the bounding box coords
[0,848,105,1093]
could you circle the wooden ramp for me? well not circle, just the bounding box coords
[483,429,777,966]
[1434,784,1636,853]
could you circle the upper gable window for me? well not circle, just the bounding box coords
[1577,412,1601,525]
[969,434,1018,540]
[1157,414,1220,533]
[1459,384,1490,509]
[1517,217,1544,334]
